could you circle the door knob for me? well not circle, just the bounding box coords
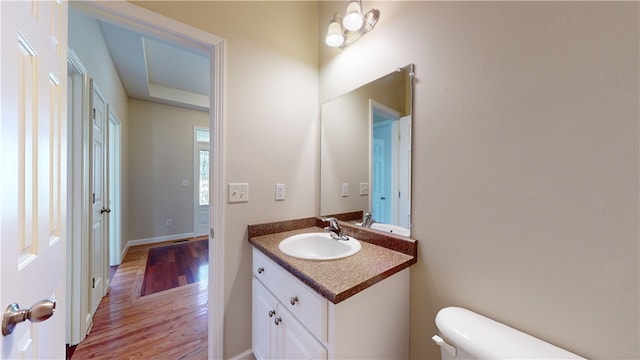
[2,299,56,336]
[100,207,111,214]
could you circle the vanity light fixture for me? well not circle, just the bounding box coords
[325,0,380,48]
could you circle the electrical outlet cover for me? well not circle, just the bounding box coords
[275,183,285,201]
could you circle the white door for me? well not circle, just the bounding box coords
[1,1,67,359]
[90,84,108,315]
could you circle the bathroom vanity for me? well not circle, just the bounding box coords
[248,218,417,359]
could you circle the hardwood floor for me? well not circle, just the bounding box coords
[71,238,208,359]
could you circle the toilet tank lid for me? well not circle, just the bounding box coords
[435,307,585,359]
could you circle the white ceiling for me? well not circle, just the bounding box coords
[97,20,210,112]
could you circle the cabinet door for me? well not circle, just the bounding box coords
[253,278,279,360]
[278,306,327,360]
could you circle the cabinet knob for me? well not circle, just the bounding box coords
[257,267,264,274]
[290,296,298,306]
[274,316,282,325]
[268,310,275,318]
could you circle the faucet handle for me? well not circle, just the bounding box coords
[321,217,339,228]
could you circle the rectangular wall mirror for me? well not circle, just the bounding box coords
[320,64,414,236]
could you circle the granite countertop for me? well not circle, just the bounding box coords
[248,218,417,304]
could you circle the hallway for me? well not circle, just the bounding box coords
[70,239,208,359]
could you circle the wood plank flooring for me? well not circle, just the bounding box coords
[141,239,208,296]
[71,238,208,359]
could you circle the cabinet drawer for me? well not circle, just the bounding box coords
[253,249,328,341]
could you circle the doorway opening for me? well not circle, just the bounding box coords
[370,100,411,228]
[66,3,225,359]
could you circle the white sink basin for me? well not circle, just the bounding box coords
[370,223,410,237]
[278,232,361,260]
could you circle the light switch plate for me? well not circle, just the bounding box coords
[228,183,249,203]
[341,183,349,197]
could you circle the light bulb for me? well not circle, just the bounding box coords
[343,1,364,31]
[325,21,344,47]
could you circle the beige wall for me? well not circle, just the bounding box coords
[131,1,319,357]
[320,2,639,359]
[126,99,209,241]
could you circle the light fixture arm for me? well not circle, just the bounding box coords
[339,8,379,48]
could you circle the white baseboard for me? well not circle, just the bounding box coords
[123,232,197,255]
[120,247,128,263]
[229,349,254,360]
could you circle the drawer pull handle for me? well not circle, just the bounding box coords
[290,296,299,306]
[268,310,275,318]
[274,316,282,325]
[257,267,264,274]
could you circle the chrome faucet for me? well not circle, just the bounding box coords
[322,217,349,241]
[362,212,374,228]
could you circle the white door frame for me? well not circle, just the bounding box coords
[108,111,122,266]
[66,49,92,346]
[69,3,225,358]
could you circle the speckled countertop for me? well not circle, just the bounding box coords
[248,217,417,304]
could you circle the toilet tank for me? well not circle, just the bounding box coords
[433,307,585,359]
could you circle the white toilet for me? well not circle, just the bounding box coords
[433,307,586,359]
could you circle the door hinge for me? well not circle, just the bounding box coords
[92,192,96,204]
[92,278,96,289]
[210,228,215,239]
[93,108,96,119]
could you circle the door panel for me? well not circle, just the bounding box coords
[90,84,108,316]
[1,1,67,358]
[280,308,327,360]
[252,278,277,360]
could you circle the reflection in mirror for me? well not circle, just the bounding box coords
[320,64,414,236]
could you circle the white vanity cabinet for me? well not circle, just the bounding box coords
[252,247,410,360]
[253,278,328,359]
